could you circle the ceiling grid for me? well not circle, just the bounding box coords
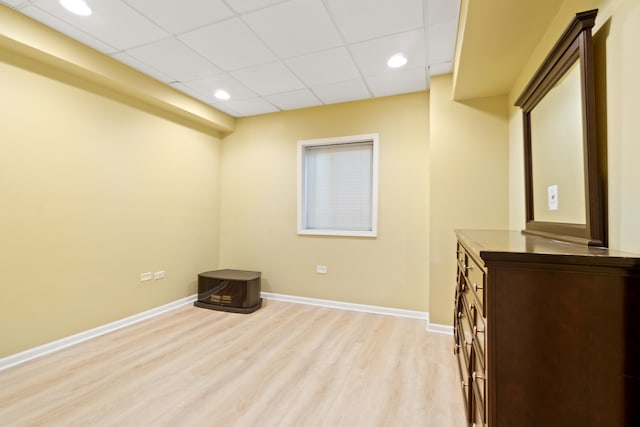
[1,0,460,117]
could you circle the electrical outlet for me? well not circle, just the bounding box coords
[316,265,328,274]
[140,272,152,281]
[154,271,165,280]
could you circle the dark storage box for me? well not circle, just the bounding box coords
[194,269,262,313]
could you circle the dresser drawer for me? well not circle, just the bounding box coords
[472,390,487,427]
[455,323,473,421]
[457,242,467,267]
[466,256,486,315]
[462,276,485,366]
[456,235,487,426]
[455,241,487,425]
[456,297,474,356]
[471,350,486,426]
[471,307,486,369]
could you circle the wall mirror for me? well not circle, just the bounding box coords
[515,9,605,246]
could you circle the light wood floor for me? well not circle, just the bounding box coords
[0,299,465,427]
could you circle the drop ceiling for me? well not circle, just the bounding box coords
[1,0,460,117]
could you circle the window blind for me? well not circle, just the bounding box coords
[303,141,373,231]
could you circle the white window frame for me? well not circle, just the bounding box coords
[297,133,379,237]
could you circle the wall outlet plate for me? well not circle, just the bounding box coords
[316,265,328,274]
[140,272,152,281]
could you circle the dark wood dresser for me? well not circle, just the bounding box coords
[453,229,640,426]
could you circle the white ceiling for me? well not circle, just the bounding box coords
[1,0,460,117]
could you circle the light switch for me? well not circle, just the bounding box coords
[548,185,559,211]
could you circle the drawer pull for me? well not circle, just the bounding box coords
[472,371,485,380]
[457,311,463,318]
[465,266,473,271]
[473,326,485,335]
[474,282,483,291]
[461,380,468,388]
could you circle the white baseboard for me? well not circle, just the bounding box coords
[262,291,429,321]
[262,292,454,335]
[427,323,454,335]
[1,292,451,372]
[0,294,197,372]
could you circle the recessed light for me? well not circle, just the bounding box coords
[387,53,408,69]
[60,0,92,16]
[60,0,91,16]
[214,89,230,101]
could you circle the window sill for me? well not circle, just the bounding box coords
[297,229,377,238]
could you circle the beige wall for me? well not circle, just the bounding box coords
[0,55,222,358]
[429,74,509,325]
[7,0,639,359]
[219,93,430,311]
[508,0,640,253]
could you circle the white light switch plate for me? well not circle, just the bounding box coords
[548,185,559,211]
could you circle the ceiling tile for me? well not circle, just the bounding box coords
[231,62,305,96]
[32,0,168,50]
[349,29,426,77]
[112,52,174,83]
[123,38,222,82]
[365,67,426,97]
[427,0,460,25]
[224,0,288,14]
[428,19,457,64]
[19,5,118,54]
[182,74,257,102]
[122,0,234,35]
[178,18,276,71]
[210,102,241,117]
[313,79,371,105]
[225,98,280,116]
[169,82,211,104]
[264,89,322,110]
[325,0,423,43]
[5,0,460,117]
[285,47,361,86]
[429,61,452,76]
[171,82,247,118]
[2,0,30,8]
[243,0,342,59]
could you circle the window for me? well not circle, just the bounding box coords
[297,134,378,237]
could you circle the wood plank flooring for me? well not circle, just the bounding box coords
[0,299,465,426]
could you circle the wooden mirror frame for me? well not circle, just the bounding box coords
[515,9,605,246]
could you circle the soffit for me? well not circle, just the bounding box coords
[453,0,563,100]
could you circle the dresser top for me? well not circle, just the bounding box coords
[456,229,640,268]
